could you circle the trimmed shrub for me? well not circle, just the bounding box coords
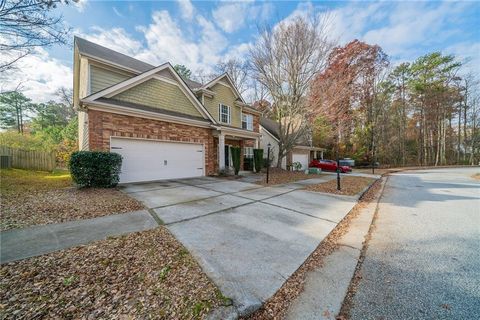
[253,148,264,173]
[243,157,254,171]
[231,147,241,175]
[69,151,122,188]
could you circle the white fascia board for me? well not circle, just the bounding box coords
[165,63,217,124]
[202,73,246,104]
[260,125,280,142]
[83,63,170,102]
[80,53,143,75]
[85,100,212,129]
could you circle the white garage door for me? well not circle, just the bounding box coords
[110,137,204,183]
[292,153,309,170]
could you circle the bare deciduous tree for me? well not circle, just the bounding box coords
[215,58,249,95]
[250,15,333,167]
[0,0,73,73]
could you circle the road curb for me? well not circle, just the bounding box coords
[284,177,388,320]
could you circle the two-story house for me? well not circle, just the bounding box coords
[73,37,261,183]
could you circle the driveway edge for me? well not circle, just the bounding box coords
[244,177,386,319]
[284,177,388,319]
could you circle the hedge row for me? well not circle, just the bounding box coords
[69,151,122,188]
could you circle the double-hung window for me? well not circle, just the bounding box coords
[219,104,231,124]
[242,113,253,131]
[244,147,254,159]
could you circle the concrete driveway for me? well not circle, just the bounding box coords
[123,175,359,315]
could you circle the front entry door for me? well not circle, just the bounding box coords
[225,145,230,167]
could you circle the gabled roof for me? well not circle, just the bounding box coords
[260,117,321,148]
[260,117,280,140]
[96,97,209,122]
[201,73,246,104]
[75,36,204,90]
[82,62,217,123]
[75,36,153,73]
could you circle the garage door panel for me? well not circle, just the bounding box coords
[110,138,204,183]
[292,153,309,170]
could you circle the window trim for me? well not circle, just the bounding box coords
[244,146,254,158]
[219,104,231,124]
[242,113,253,131]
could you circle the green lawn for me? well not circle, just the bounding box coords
[0,168,72,196]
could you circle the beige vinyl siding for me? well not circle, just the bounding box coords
[112,78,204,118]
[78,110,89,150]
[90,65,132,94]
[204,83,241,127]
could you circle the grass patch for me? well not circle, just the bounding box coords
[0,168,72,196]
[306,176,375,196]
[0,168,144,231]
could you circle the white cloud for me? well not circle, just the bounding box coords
[0,48,72,102]
[74,0,88,13]
[445,41,480,75]
[81,27,143,57]
[176,0,195,21]
[212,0,272,33]
[134,10,229,73]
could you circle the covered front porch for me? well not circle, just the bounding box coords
[213,127,261,172]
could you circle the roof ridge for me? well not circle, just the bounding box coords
[74,36,154,72]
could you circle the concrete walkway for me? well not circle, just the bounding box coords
[285,179,385,320]
[1,173,376,318]
[123,174,365,316]
[0,210,158,264]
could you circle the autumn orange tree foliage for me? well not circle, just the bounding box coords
[307,40,479,166]
[308,40,388,162]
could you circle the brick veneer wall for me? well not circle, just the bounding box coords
[87,109,216,175]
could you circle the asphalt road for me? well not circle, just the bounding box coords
[349,168,480,320]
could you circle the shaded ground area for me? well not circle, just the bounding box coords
[306,176,375,196]
[0,169,145,231]
[0,227,226,319]
[342,168,480,319]
[255,168,317,186]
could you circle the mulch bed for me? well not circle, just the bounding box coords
[1,188,145,231]
[0,227,227,319]
[256,168,316,186]
[244,178,384,320]
[305,176,375,196]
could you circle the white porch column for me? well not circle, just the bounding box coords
[218,133,225,170]
[255,138,260,149]
[314,150,317,159]
[321,151,324,159]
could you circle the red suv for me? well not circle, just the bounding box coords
[309,159,352,173]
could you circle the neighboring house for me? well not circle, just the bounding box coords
[73,37,261,183]
[259,117,324,170]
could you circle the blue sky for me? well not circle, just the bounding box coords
[4,0,479,101]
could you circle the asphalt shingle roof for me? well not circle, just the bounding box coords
[96,98,209,122]
[75,36,203,90]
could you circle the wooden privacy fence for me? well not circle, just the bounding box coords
[0,146,56,171]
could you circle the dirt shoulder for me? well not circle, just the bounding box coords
[0,227,228,319]
[306,176,375,196]
[255,168,317,186]
[0,169,145,231]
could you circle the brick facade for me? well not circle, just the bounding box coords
[88,110,217,175]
